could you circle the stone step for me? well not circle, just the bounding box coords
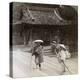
[43,50,52,53]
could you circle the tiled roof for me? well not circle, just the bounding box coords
[12,3,71,25]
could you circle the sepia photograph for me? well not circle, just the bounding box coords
[10,2,78,78]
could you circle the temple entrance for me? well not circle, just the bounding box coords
[32,27,51,46]
[31,26,61,46]
[42,29,50,46]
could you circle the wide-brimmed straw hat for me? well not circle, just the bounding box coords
[59,44,66,49]
[33,40,43,43]
[52,41,57,44]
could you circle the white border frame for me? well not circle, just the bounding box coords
[0,0,80,80]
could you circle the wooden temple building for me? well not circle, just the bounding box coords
[10,2,78,52]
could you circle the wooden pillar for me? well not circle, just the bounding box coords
[23,24,27,45]
[23,34,26,45]
[50,31,52,43]
[28,28,33,46]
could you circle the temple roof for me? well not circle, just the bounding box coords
[12,2,76,26]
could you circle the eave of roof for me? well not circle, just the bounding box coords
[13,8,71,25]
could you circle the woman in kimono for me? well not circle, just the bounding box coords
[32,41,43,70]
[52,41,70,73]
[57,45,66,73]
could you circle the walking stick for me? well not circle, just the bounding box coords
[29,43,33,71]
[30,53,32,71]
[62,61,72,74]
[55,50,72,74]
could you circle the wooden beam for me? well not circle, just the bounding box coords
[27,7,35,20]
[54,8,63,21]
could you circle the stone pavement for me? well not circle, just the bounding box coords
[13,46,78,78]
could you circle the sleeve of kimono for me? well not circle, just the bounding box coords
[36,46,43,54]
[30,46,35,56]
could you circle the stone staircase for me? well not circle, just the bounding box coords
[43,46,53,55]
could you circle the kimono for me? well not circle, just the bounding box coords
[55,44,66,63]
[58,50,66,62]
[32,45,43,65]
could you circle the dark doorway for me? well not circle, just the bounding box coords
[42,29,50,46]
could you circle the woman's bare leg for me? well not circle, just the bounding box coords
[39,63,41,70]
[61,60,66,73]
